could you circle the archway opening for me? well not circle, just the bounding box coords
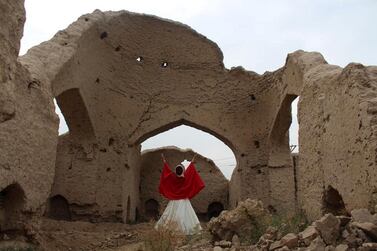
[289,97,299,153]
[54,88,95,140]
[47,195,71,221]
[268,95,299,169]
[139,123,234,222]
[322,186,348,216]
[54,98,69,135]
[141,125,236,179]
[0,183,25,230]
[144,199,160,221]
[207,202,224,220]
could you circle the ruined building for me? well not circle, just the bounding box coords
[1,0,377,232]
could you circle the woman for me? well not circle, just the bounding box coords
[156,153,205,235]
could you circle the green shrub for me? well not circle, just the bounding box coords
[270,212,309,236]
[241,212,308,245]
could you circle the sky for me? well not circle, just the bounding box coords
[21,0,377,179]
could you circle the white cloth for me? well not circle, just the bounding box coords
[155,199,202,235]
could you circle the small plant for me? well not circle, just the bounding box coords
[248,216,271,244]
[144,221,185,251]
[240,211,308,245]
[270,212,309,236]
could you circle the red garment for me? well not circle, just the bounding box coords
[159,162,205,200]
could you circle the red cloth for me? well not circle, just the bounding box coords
[159,162,205,200]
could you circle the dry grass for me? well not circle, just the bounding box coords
[144,221,185,251]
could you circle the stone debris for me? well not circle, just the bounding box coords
[299,225,319,245]
[314,214,340,245]
[334,244,349,251]
[350,209,376,224]
[215,240,232,248]
[206,201,377,251]
[352,222,377,241]
[232,234,241,250]
[207,199,271,241]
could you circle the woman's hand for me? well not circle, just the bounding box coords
[161,153,167,163]
[191,154,197,163]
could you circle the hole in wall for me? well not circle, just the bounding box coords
[47,195,71,221]
[207,202,224,220]
[161,62,169,68]
[322,186,348,216]
[100,31,108,39]
[267,205,277,214]
[0,183,25,230]
[144,199,159,221]
[254,140,260,148]
[136,56,143,63]
[108,138,115,146]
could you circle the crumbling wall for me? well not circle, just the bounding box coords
[23,9,288,220]
[49,132,138,222]
[139,147,228,220]
[279,51,377,220]
[0,0,58,229]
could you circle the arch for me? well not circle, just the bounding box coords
[144,199,160,221]
[47,195,72,221]
[0,183,25,230]
[207,202,224,220]
[134,118,239,165]
[268,94,299,167]
[55,88,95,140]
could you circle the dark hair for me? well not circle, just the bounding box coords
[175,165,184,176]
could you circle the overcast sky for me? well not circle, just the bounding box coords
[21,0,377,179]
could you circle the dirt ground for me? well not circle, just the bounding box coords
[36,219,153,251]
[0,218,213,251]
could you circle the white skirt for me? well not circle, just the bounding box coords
[155,199,202,235]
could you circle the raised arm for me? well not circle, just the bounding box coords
[191,154,197,163]
[161,153,167,163]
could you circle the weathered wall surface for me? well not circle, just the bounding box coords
[0,0,58,229]
[49,132,139,222]
[139,147,228,219]
[278,51,377,220]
